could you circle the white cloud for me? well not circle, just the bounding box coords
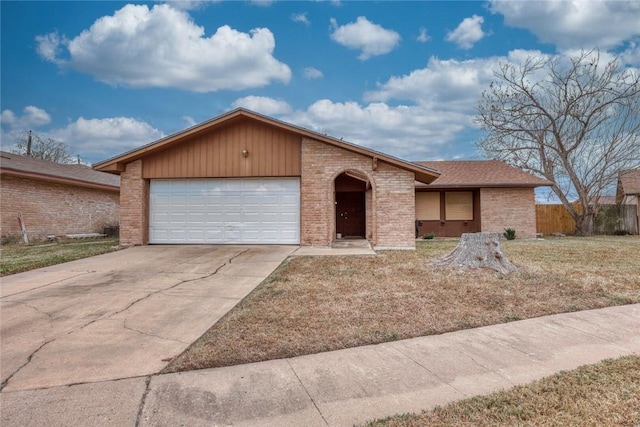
[417,27,431,43]
[0,108,164,163]
[330,16,401,60]
[303,67,324,79]
[279,49,557,159]
[490,0,640,50]
[291,12,310,25]
[0,106,52,129]
[182,115,197,127]
[50,117,164,162]
[36,4,291,92]
[231,96,292,116]
[621,42,640,66]
[35,32,67,65]
[364,56,505,114]
[283,100,467,159]
[446,15,485,50]
[0,110,16,125]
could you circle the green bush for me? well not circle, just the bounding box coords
[422,232,436,240]
[503,228,516,240]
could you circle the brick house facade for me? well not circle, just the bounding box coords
[95,109,548,247]
[479,188,537,237]
[415,161,550,239]
[96,109,438,249]
[300,138,416,248]
[1,151,120,243]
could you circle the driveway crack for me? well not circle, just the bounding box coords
[1,249,249,392]
[1,339,54,392]
[0,271,93,299]
[77,249,249,332]
[3,300,54,320]
[123,320,189,345]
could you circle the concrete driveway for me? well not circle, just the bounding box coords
[0,245,296,392]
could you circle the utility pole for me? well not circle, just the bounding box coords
[27,130,32,156]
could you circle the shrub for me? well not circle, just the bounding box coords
[422,232,436,240]
[503,228,516,240]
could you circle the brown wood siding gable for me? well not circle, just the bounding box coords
[141,119,302,179]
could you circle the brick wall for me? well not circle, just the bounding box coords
[0,175,119,242]
[300,138,415,249]
[119,160,149,246]
[480,187,536,238]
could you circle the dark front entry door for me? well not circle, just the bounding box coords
[335,191,365,238]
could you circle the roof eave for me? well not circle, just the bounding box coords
[1,168,120,191]
[93,108,441,182]
[415,183,551,189]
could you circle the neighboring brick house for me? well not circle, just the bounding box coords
[616,168,640,233]
[414,161,551,238]
[0,151,120,243]
[94,109,440,249]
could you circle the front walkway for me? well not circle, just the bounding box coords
[2,304,638,426]
[292,239,376,256]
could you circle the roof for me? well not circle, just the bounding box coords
[592,195,618,205]
[414,160,552,189]
[93,108,440,184]
[618,168,640,195]
[0,151,120,191]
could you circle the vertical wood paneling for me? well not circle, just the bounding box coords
[142,118,301,178]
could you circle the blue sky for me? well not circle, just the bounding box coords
[2,0,640,166]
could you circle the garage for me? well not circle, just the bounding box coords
[149,177,300,244]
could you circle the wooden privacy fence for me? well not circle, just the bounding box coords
[536,203,639,235]
[536,204,577,235]
[594,204,639,235]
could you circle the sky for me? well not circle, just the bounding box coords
[1,0,640,167]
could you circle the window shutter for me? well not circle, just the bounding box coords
[445,192,473,220]
[416,192,440,220]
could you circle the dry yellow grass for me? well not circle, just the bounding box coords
[165,236,640,373]
[365,355,640,426]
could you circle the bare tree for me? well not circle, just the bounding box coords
[12,131,73,164]
[476,49,640,235]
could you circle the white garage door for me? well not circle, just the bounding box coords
[149,178,300,244]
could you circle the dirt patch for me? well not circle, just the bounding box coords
[165,237,640,373]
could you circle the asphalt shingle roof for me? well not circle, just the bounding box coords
[414,160,551,188]
[619,168,640,195]
[0,151,120,189]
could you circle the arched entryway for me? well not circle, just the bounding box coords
[334,171,368,239]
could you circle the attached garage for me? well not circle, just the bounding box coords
[149,178,300,244]
[93,108,440,249]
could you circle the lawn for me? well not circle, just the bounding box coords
[0,238,120,276]
[164,236,640,373]
[365,355,640,426]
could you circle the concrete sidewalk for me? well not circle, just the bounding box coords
[2,304,639,426]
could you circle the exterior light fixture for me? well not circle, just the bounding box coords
[242,149,249,158]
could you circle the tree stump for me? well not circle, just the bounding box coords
[432,232,517,274]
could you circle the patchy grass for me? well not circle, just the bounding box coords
[164,236,640,373]
[365,355,640,426]
[0,238,120,276]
